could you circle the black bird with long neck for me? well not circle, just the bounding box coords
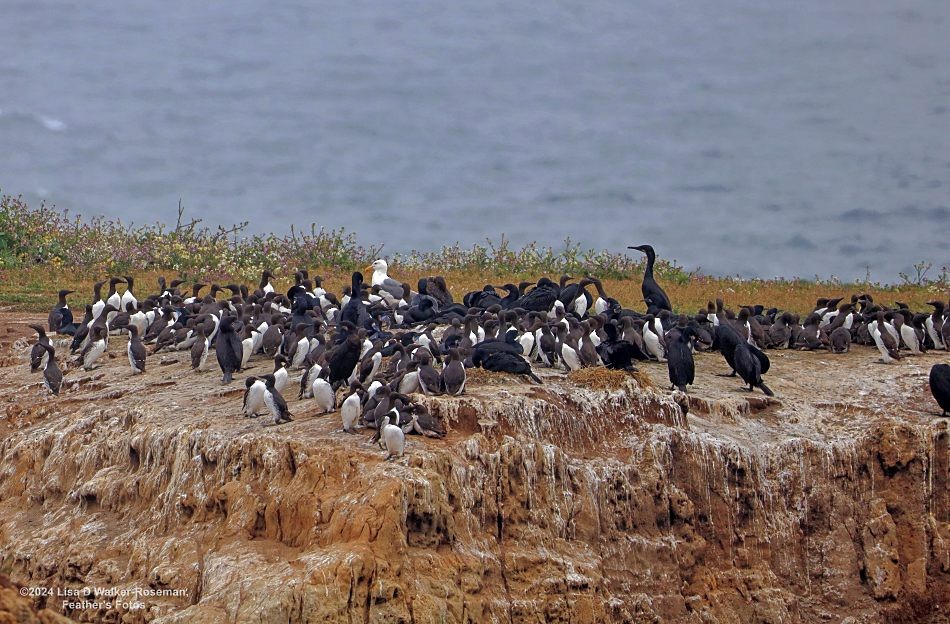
[215,315,244,384]
[340,272,373,332]
[627,244,673,313]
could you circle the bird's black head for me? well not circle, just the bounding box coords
[627,244,654,254]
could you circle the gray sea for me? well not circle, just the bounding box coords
[2,1,949,281]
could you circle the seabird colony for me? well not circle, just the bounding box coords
[32,245,950,458]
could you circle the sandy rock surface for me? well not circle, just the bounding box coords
[0,313,947,623]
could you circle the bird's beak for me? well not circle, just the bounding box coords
[365,265,374,272]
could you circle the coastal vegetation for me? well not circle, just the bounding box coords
[1,194,946,314]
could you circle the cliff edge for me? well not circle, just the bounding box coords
[0,314,947,623]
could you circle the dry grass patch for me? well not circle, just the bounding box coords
[464,367,540,387]
[567,367,644,391]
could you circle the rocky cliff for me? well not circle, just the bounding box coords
[0,315,947,623]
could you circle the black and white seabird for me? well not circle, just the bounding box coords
[441,348,466,395]
[341,381,365,432]
[48,289,75,334]
[70,305,94,353]
[311,367,335,414]
[29,324,51,373]
[242,376,266,417]
[77,326,108,371]
[381,409,406,460]
[90,280,107,321]
[41,344,63,395]
[127,325,147,374]
[642,314,666,361]
[191,325,210,372]
[925,301,946,350]
[417,352,443,396]
[870,311,901,363]
[258,270,276,297]
[120,276,138,312]
[104,277,125,323]
[262,373,292,424]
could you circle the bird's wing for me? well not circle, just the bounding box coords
[379,278,404,300]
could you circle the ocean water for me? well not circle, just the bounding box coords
[1,1,948,280]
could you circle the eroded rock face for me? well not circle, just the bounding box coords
[0,574,74,623]
[0,329,948,623]
[862,499,902,600]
